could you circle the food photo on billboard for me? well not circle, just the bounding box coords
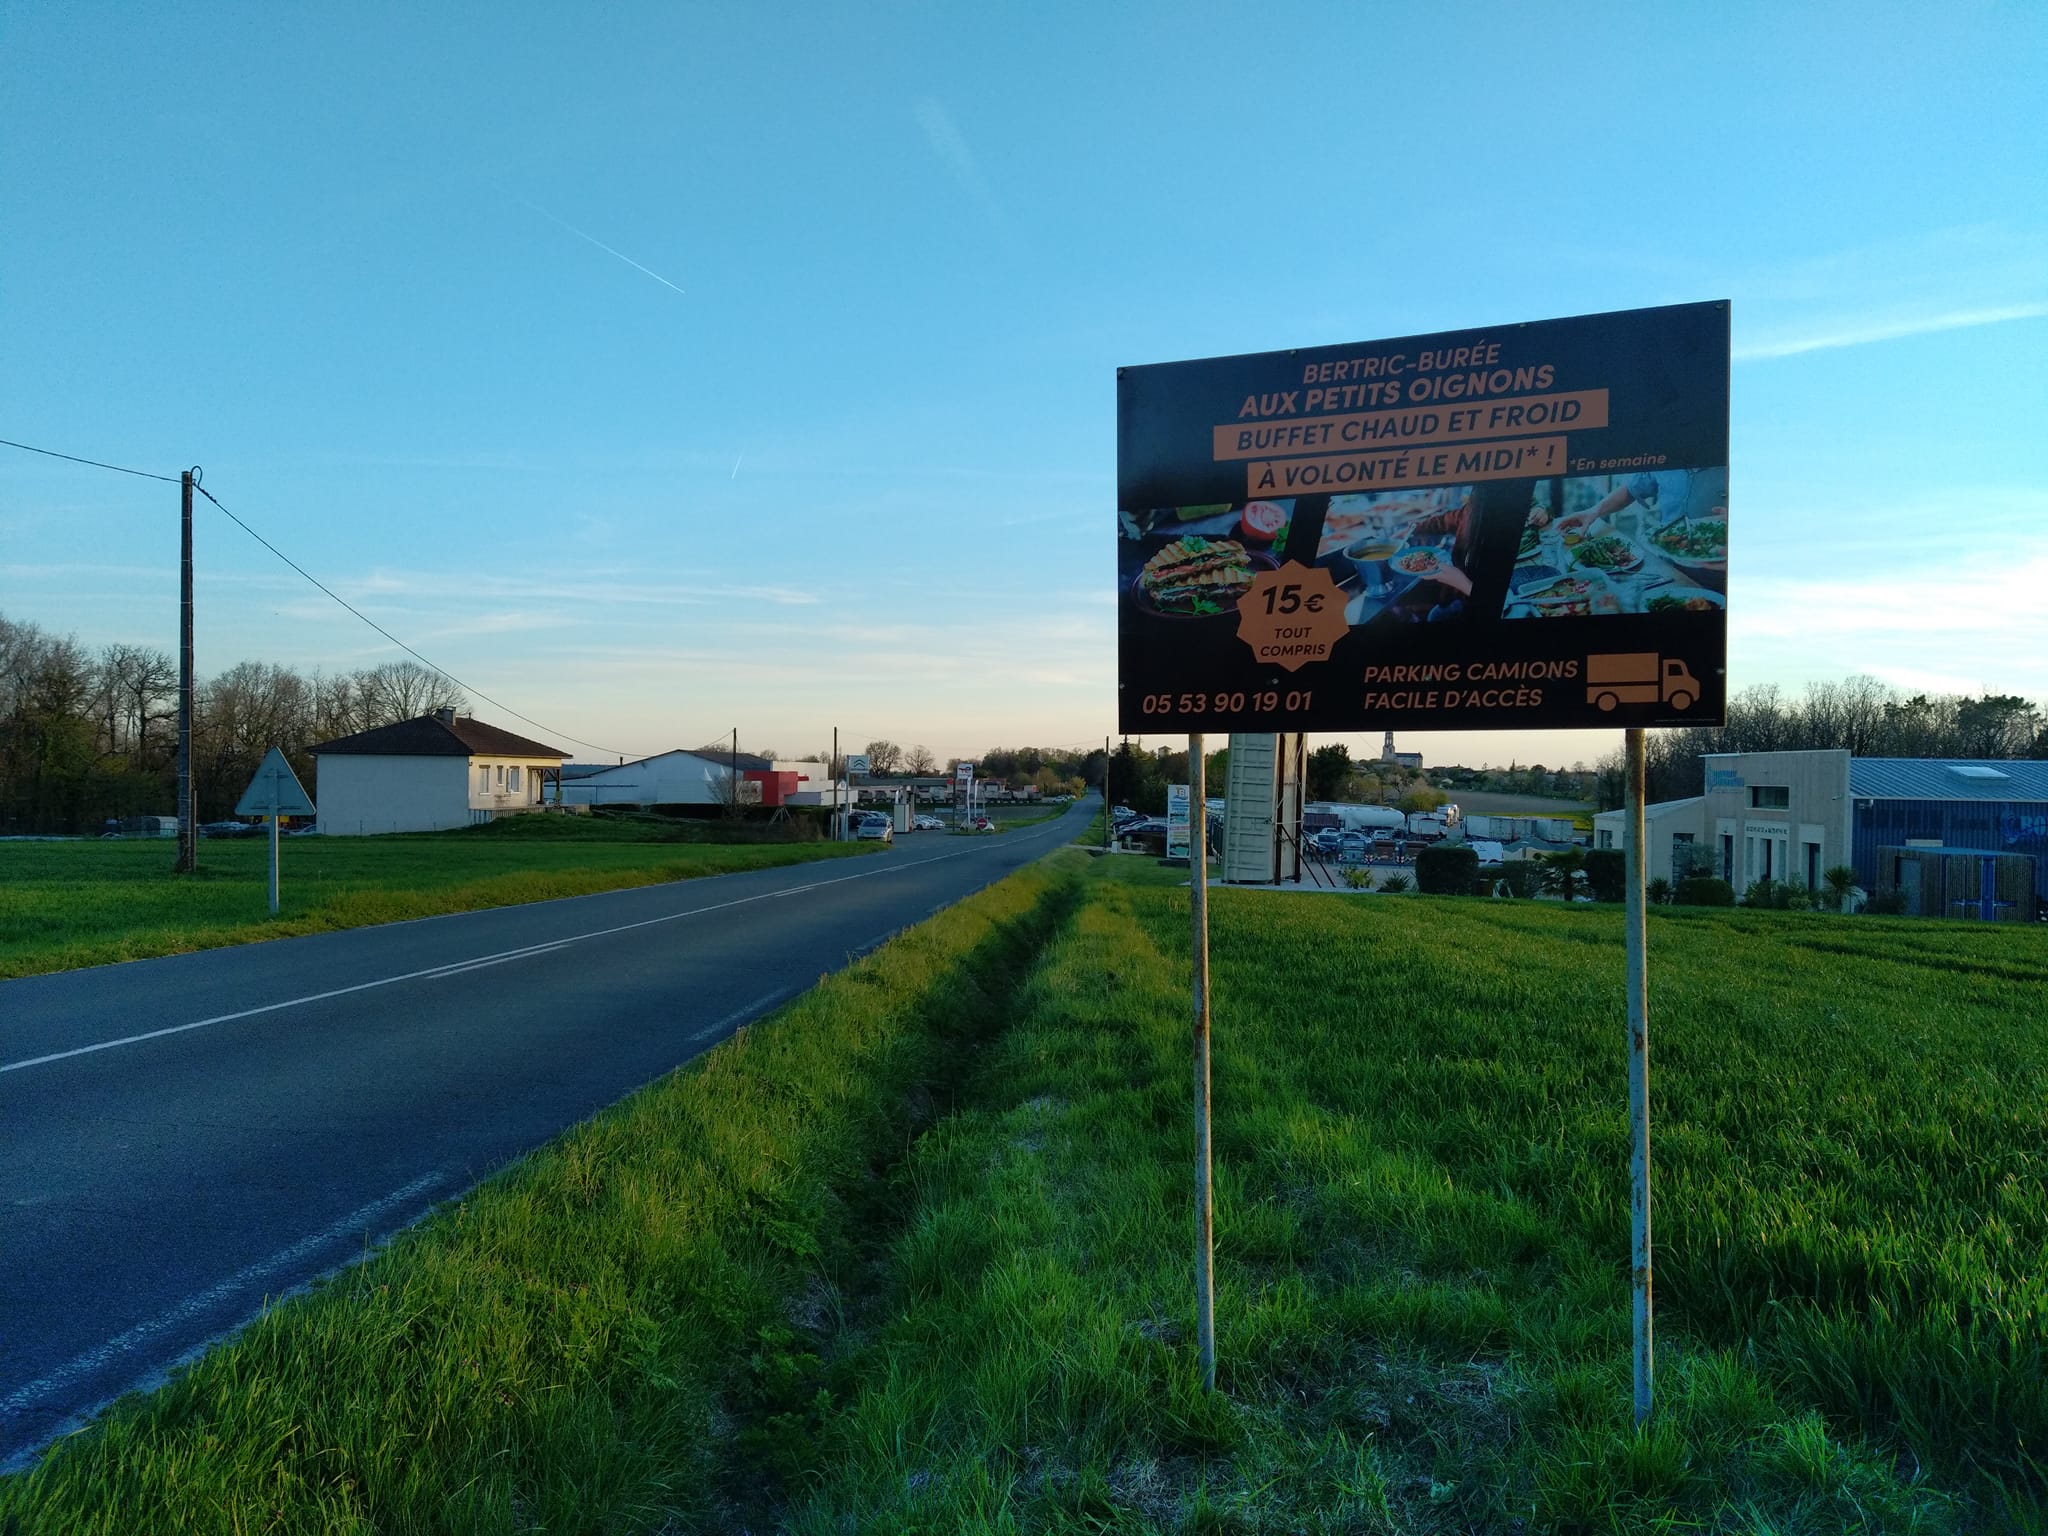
[1506,467,1728,619]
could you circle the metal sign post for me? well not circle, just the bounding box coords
[1624,726,1653,1422]
[1103,734,1112,850]
[234,747,317,915]
[1189,734,1216,1392]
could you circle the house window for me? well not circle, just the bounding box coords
[496,765,505,789]
[1721,833,1735,882]
[1805,841,1820,888]
[477,766,490,795]
[508,766,522,793]
[1750,785,1789,810]
[1671,831,1696,878]
[1597,829,1614,850]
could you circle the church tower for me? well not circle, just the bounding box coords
[1381,730,1396,764]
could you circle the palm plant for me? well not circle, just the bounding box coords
[1823,864,1860,913]
[1542,846,1587,902]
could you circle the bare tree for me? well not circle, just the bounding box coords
[904,743,937,775]
[94,643,177,769]
[863,739,903,775]
[353,661,464,728]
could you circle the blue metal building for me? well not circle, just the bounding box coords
[1850,758,2048,917]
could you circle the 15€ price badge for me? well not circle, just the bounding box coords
[1235,562,1349,672]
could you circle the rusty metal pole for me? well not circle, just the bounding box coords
[1189,733,1216,1392]
[1103,734,1111,850]
[1624,726,1653,1423]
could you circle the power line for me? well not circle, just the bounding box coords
[191,483,650,760]
[0,436,181,483]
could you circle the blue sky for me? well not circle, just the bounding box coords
[3,3,2044,769]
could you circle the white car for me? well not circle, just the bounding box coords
[853,813,894,842]
[912,815,945,831]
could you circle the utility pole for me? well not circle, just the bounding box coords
[175,469,197,873]
[732,727,739,817]
[832,724,840,840]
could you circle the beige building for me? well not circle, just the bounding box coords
[1594,749,1855,891]
[312,710,568,835]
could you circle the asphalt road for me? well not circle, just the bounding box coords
[0,801,1095,1467]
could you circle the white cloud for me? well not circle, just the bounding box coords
[1736,300,2048,360]
[914,97,1009,239]
[1731,224,2048,361]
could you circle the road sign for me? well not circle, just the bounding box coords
[846,754,871,775]
[234,747,315,917]
[234,748,315,818]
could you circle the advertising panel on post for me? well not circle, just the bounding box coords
[1166,782,1191,859]
[1117,301,1729,734]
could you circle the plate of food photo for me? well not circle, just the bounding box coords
[1644,588,1726,613]
[1650,516,1728,588]
[1130,535,1274,618]
[1568,533,1643,575]
[1388,546,1451,580]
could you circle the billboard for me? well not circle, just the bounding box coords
[1117,301,1729,733]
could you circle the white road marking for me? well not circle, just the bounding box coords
[0,816,1078,1077]
[0,1171,446,1421]
[688,987,798,1043]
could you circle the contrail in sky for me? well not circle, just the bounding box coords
[730,454,743,479]
[511,194,687,297]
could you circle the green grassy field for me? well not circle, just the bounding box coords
[0,815,873,980]
[5,853,2040,1531]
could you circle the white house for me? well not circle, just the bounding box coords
[311,710,568,835]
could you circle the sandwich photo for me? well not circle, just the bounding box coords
[1137,536,1256,615]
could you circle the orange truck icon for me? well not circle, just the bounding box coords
[1587,653,1699,712]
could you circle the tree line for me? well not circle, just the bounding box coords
[1,611,463,834]
[1594,677,2048,810]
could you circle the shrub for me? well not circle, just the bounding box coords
[1743,879,1802,910]
[1414,844,1478,895]
[1645,877,1674,906]
[1343,867,1370,890]
[1676,875,1736,907]
[1584,848,1625,903]
[1822,865,1860,913]
[1377,872,1411,893]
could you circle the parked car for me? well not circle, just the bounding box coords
[1337,831,1370,863]
[1308,829,1342,857]
[912,814,945,831]
[1116,817,1168,848]
[853,812,893,842]
[200,819,262,838]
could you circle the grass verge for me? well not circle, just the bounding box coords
[764,865,2034,1532]
[0,818,873,980]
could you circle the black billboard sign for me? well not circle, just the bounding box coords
[1117,301,1729,733]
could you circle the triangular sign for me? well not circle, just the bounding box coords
[234,747,317,818]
